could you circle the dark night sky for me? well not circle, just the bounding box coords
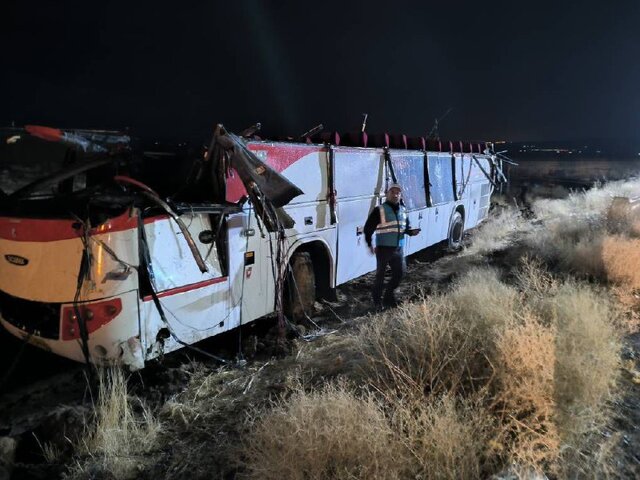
[2,0,640,144]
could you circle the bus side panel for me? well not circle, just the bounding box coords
[467,157,493,228]
[389,151,428,256]
[465,182,480,228]
[140,279,232,360]
[144,216,224,292]
[427,153,456,241]
[404,207,428,255]
[229,212,270,329]
[334,148,384,285]
[477,180,492,224]
[141,213,233,360]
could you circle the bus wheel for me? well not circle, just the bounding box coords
[286,251,316,322]
[448,211,465,251]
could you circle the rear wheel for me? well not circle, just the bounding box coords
[285,251,316,322]
[448,211,465,251]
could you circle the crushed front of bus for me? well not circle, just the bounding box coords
[0,127,146,366]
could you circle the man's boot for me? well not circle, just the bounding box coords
[383,292,400,308]
[372,295,383,312]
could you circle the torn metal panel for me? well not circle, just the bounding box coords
[213,127,304,208]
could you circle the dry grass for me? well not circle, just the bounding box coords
[515,261,621,443]
[463,206,529,256]
[514,256,558,299]
[239,383,404,480]
[602,235,640,290]
[527,177,640,287]
[531,177,640,225]
[493,314,560,470]
[240,384,490,480]
[354,263,622,476]
[67,367,161,480]
[543,283,620,441]
[359,268,520,396]
[391,393,490,480]
[525,219,606,280]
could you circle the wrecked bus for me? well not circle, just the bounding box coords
[0,125,500,369]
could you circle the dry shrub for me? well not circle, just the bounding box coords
[514,256,558,299]
[609,285,640,332]
[527,177,640,284]
[240,383,404,480]
[464,206,528,256]
[526,220,607,280]
[602,235,640,290]
[359,268,519,396]
[528,230,640,289]
[542,283,620,440]
[392,394,489,480]
[566,234,607,278]
[493,315,560,470]
[606,197,640,236]
[357,262,622,476]
[359,296,467,395]
[448,267,521,327]
[531,177,640,228]
[68,367,161,480]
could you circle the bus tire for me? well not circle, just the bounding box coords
[448,211,465,251]
[286,251,316,322]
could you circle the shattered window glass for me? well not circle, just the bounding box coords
[390,153,427,210]
[428,153,455,205]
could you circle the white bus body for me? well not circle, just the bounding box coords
[0,137,495,368]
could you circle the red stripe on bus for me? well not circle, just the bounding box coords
[142,277,228,301]
[0,210,169,242]
[226,144,324,203]
[247,144,324,172]
[25,125,63,142]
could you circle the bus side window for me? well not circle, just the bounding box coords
[427,153,455,206]
[390,152,427,210]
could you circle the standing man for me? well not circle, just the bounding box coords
[364,183,420,308]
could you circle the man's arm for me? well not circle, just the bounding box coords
[364,206,381,247]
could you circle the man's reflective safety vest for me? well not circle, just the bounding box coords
[375,202,407,247]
